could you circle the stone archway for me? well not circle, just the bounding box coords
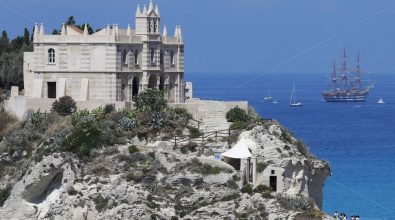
[132,77,139,97]
[148,74,157,89]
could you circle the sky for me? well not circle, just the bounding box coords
[0,0,394,75]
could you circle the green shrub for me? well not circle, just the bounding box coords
[99,119,124,146]
[188,126,201,138]
[305,208,325,217]
[103,104,115,114]
[207,166,223,175]
[276,193,313,211]
[2,128,39,155]
[226,106,249,122]
[232,174,241,181]
[240,184,253,195]
[262,191,274,199]
[229,121,247,130]
[187,159,230,176]
[253,184,272,194]
[150,112,165,129]
[61,116,102,157]
[180,142,198,154]
[125,172,134,182]
[254,184,272,193]
[93,194,109,212]
[135,89,167,113]
[226,179,239,189]
[280,128,293,143]
[91,106,105,118]
[118,117,138,131]
[0,107,17,138]
[168,107,192,120]
[121,108,138,119]
[256,162,268,173]
[0,186,11,207]
[128,145,139,154]
[51,95,77,115]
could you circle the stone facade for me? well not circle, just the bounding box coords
[24,0,185,103]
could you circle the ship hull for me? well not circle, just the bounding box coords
[322,93,368,102]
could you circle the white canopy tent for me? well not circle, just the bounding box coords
[222,137,252,159]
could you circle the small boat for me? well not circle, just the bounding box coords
[377,98,385,104]
[263,84,273,100]
[273,100,278,104]
[290,83,303,107]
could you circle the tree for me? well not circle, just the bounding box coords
[0,31,10,54]
[66,16,76,25]
[76,23,94,35]
[52,29,60,35]
[23,28,30,45]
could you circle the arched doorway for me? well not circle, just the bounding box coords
[159,75,165,91]
[148,74,157,89]
[132,77,139,97]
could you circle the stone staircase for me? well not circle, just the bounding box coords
[200,110,229,132]
[197,101,230,132]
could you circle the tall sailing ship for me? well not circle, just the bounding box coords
[322,49,374,102]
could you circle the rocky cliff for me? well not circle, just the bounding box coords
[0,122,331,220]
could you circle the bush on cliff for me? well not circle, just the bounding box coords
[51,96,77,116]
[276,193,313,211]
[293,140,309,157]
[226,106,249,123]
[61,116,102,157]
[0,107,18,139]
[0,186,11,207]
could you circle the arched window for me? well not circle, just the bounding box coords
[122,49,127,64]
[150,49,155,63]
[153,19,157,33]
[48,48,55,63]
[160,50,164,65]
[170,50,175,65]
[134,50,139,65]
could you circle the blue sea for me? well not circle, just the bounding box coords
[186,72,395,219]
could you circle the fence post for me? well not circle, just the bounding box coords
[174,136,177,147]
[198,121,200,130]
[215,131,218,141]
[202,133,204,142]
[228,129,231,137]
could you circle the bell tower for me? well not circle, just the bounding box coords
[135,0,160,35]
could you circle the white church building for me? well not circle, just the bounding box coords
[23,0,185,104]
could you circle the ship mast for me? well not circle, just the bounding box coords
[331,59,337,92]
[340,47,348,92]
[353,50,362,91]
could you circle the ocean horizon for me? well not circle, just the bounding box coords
[187,72,395,219]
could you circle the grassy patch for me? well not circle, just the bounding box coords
[93,194,109,212]
[128,145,139,154]
[240,184,253,195]
[0,186,11,207]
[293,140,309,157]
[256,162,268,173]
[226,179,239,189]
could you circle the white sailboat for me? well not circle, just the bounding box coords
[377,98,385,104]
[290,83,303,107]
[263,84,273,100]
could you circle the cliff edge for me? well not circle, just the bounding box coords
[0,120,331,220]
